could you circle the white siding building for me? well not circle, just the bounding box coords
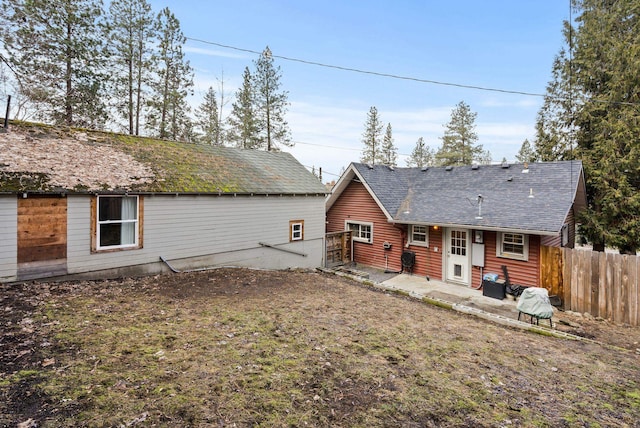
[0,123,327,282]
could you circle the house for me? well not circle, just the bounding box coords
[0,122,328,282]
[326,161,586,288]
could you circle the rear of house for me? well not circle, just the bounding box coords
[0,122,327,282]
[326,161,586,288]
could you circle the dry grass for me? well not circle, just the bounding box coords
[2,268,640,427]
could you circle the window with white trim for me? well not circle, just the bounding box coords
[497,232,528,261]
[96,195,140,250]
[346,221,373,243]
[290,220,304,241]
[409,225,428,246]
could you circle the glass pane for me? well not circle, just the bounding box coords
[100,223,122,246]
[454,264,462,277]
[99,197,122,221]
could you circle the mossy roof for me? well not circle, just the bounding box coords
[0,121,327,195]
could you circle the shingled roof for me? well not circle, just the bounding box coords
[328,161,586,235]
[0,122,327,195]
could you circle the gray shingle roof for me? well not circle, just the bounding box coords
[350,161,585,234]
[0,122,327,195]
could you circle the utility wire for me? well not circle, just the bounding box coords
[186,37,546,98]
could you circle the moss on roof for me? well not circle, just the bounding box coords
[0,121,327,194]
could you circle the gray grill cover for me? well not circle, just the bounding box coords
[516,287,554,319]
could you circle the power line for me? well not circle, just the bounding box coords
[186,37,546,98]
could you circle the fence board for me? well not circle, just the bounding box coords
[590,250,600,317]
[542,246,640,326]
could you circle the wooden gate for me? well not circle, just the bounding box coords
[539,245,564,301]
[325,231,352,267]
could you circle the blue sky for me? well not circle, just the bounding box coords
[149,1,570,181]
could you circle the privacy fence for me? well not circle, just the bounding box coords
[540,246,640,326]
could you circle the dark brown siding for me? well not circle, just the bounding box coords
[17,196,67,263]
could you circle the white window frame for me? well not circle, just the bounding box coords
[496,232,528,261]
[346,220,373,244]
[290,220,304,241]
[408,225,429,246]
[96,195,139,251]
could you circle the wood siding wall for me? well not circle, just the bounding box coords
[326,181,408,274]
[0,196,17,281]
[17,196,67,263]
[65,194,326,277]
[470,231,540,288]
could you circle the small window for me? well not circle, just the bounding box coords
[409,225,428,246]
[346,221,373,244]
[290,220,304,241]
[497,232,528,261]
[95,195,141,251]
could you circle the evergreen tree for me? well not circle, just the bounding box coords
[360,106,384,165]
[107,0,155,135]
[571,0,640,253]
[252,46,291,151]
[435,101,486,166]
[194,86,221,145]
[538,0,640,252]
[147,7,193,141]
[516,139,537,163]
[227,67,261,149]
[380,123,398,166]
[406,137,434,167]
[534,43,578,161]
[0,0,107,127]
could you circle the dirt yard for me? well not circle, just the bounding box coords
[2,268,639,427]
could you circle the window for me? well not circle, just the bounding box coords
[409,225,428,246]
[346,221,373,243]
[95,195,141,251]
[290,220,304,241]
[497,232,528,261]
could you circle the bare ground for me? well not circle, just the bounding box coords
[1,268,639,427]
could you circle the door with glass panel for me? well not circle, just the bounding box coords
[446,228,469,285]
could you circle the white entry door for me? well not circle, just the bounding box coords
[446,228,469,285]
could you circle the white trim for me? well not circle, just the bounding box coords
[408,224,429,247]
[496,232,529,261]
[291,221,303,241]
[345,220,373,244]
[96,195,139,250]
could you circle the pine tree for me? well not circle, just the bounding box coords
[147,7,193,141]
[252,46,291,151]
[227,67,261,149]
[107,0,155,135]
[379,123,398,167]
[435,101,486,166]
[0,0,107,127]
[406,137,434,167]
[360,106,384,165]
[516,139,537,163]
[194,86,221,145]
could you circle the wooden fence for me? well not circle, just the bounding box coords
[541,246,640,326]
